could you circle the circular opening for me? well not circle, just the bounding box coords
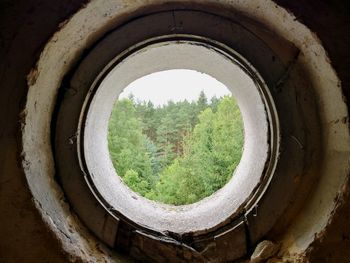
[107,69,244,206]
[82,37,269,233]
[22,4,349,261]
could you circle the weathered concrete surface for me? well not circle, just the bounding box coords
[275,1,350,262]
[250,240,280,263]
[277,0,350,104]
[0,0,349,262]
[0,1,86,262]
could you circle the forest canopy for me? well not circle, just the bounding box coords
[107,91,244,205]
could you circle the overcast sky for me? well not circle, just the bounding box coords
[119,69,231,106]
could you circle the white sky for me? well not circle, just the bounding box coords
[119,69,231,106]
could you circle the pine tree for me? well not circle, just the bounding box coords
[108,94,244,205]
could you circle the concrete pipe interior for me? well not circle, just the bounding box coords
[82,39,271,233]
[18,1,350,262]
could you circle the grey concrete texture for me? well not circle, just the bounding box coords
[0,0,349,262]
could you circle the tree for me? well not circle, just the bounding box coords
[108,99,154,189]
[149,96,244,204]
[211,97,244,188]
[197,90,208,113]
[123,169,150,196]
[108,94,244,205]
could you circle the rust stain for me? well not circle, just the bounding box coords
[27,67,39,86]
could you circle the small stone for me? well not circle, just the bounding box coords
[250,240,280,263]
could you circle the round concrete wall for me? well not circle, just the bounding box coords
[0,1,349,262]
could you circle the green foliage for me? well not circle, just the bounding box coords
[108,99,154,188]
[123,170,150,196]
[108,93,244,205]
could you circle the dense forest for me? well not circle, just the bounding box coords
[108,91,244,205]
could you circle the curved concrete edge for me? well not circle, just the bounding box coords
[21,1,152,261]
[242,3,350,260]
[83,41,269,233]
[21,0,350,261]
[196,0,350,259]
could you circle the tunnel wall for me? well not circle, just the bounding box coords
[0,0,349,262]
